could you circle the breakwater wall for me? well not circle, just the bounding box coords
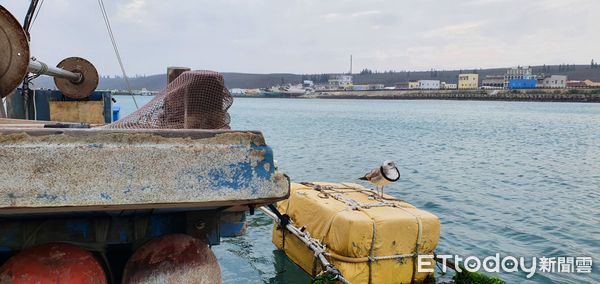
[313,89,600,102]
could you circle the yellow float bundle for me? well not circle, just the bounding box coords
[272,182,440,283]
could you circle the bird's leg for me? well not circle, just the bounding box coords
[381,186,385,198]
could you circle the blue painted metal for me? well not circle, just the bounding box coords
[220,213,247,237]
[112,105,120,122]
[0,209,248,252]
[508,79,537,89]
[8,89,113,123]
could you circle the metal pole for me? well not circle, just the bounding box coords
[0,98,6,118]
[27,58,82,83]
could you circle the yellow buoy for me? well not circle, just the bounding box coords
[272,182,440,283]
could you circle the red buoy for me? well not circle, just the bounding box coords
[123,234,221,284]
[0,243,107,284]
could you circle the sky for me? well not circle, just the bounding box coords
[3,0,599,76]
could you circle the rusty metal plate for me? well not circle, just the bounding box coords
[0,129,290,214]
[54,57,99,99]
[0,6,30,98]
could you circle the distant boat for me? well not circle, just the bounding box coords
[258,84,308,98]
[229,88,246,96]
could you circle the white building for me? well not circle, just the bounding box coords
[328,75,353,90]
[539,75,567,88]
[418,80,440,90]
[441,82,457,89]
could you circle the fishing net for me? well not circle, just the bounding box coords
[105,70,232,129]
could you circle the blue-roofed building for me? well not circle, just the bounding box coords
[504,66,536,88]
[508,79,537,89]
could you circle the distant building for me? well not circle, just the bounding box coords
[458,74,479,89]
[441,82,457,89]
[508,79,536,89]
[567,80,585,88]
[328,75,353,90]
[303,80,314,88]
[395,82,409,90]
[352,84,384,91]
[504,67,535,88]
[408,81,420,90]
[539,75,567,88]
[567,80,600,88]
[583,80,600,87]
[418,80,440,90]
[481,75,504,89]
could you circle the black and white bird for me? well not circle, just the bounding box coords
[358,160,400,197]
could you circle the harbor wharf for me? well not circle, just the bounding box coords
[312,89,600,102]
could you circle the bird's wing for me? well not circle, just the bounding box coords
[362,168,381,181]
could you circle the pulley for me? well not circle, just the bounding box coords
[0,6,99,99]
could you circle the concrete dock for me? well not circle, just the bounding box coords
[312,89,600,102]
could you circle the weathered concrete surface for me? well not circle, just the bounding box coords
[0,129,289,213]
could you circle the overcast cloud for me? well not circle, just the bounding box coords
[3,0,599,75]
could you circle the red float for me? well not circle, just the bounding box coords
[0,243,107,284]
[123,234,221,284]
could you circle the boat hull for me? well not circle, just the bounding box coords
[258,91,304,98]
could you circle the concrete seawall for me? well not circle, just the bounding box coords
[312,89,600,102]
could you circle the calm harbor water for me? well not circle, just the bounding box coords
[115,96,599,283]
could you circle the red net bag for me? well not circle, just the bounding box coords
[105,70,232,129]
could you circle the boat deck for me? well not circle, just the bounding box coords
[0,128,289,215]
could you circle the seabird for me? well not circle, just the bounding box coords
[358,160,400,197]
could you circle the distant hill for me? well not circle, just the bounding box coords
[30,64,600,91]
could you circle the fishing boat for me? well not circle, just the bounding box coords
[0,4,289,282]
[259,84,307,98]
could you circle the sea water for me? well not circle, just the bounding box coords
[115,96,599,283]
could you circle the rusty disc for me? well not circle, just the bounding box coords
[54,57,99,99]
[0,6,30,98]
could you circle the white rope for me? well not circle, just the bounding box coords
[32,89,37,120]
[259,207,350,284]
[97,0,138,109]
